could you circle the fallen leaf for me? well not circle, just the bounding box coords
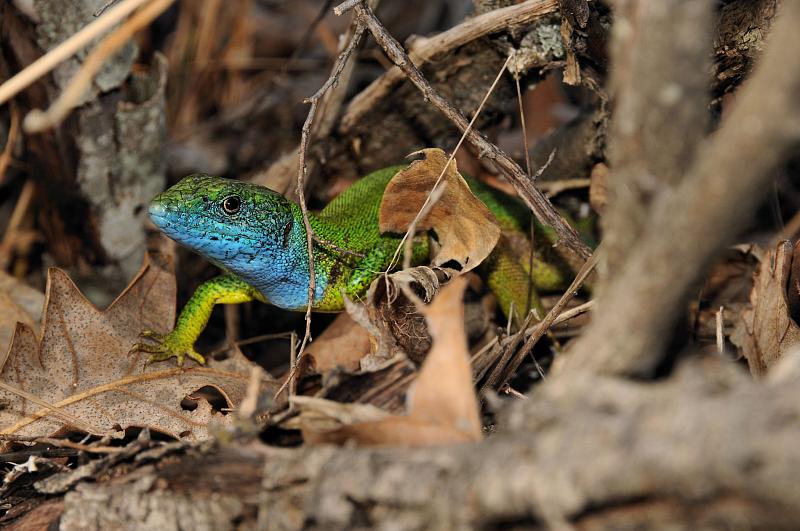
[285,395,388,437]
[731,240,800,376]
[379,148,501,272]
[0,271,44,355]
[347,266,457,367]
[304,312,371,374]
[0,253,276,443]
[302,276,482,447]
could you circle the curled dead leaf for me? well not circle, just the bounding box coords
[304,312,372,375]
[379,148,501,272]
[731,240,800,376]
[0,253,277,444]
[347,266,457,368]
[304,277,482,447]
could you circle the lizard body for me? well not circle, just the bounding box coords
[135,165,572,365]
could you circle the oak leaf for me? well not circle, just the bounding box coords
[379,148,501,272]
[300,276,482,446]
[0,253,274,442]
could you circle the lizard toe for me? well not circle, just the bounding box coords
[186,350,207,365]
[138,329,164,341]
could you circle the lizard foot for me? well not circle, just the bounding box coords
[130,329,207,367]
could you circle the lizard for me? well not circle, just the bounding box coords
[133,164,579,366]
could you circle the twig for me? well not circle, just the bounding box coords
[23,0,177,132]
[0,104,20,184]
[0,0,154,106]
[483,246,600,390]
[274,21,367,401]
[341,0,560,132]
[33,437,123,454]
[542,178,591,197]
[0,180,35,270]
[206,331,295,357]
[564,2,800,376]
[351,2,592,262]
[334,0,363,16]
[549,299,594,328]
[716,305,725,356]
[388,54,513,273]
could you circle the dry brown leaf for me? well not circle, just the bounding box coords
[379,148,501,272]
[0,253,275,442]
[731,240,800,376]
[303,277,482,447]
[286,395,388,437]
[346,266,458,368]
[0,271,44,355]
[304,312,371,374]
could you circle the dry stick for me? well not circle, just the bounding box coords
[542,178,590,197]
[351,2,592,263]
[549,299,594,328]
[564,2,800,376]
[0,180,35,270]
[273,22,367,401]
[340,0,560,132]
[514,69,536,317]
[390,54,513,273]
[0,104,19,184]
[23,0,177,132]
[483,246,600,391]
[0,0,154,106]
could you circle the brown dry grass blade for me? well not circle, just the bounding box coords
[0,253,275,442]
[731,240,800,376]
[379,148,501,272]
[302,277,482,447]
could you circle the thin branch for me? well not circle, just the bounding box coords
[341,0,559,134]
[0,0,154,106]
[482,246,600,391]
[274,21,367,400]
[0,103,19,185]
[564,2,800,375]
[23,0,177,132]
[351,2,592,263]
[389,54,513,273]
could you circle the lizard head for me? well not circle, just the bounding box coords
[148,174,296,269]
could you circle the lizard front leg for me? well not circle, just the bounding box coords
[131,275,264,366]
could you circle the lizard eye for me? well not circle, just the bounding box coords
[221,195,241,215]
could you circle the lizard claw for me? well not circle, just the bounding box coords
[130,329,207,368]
[138,329,164,341]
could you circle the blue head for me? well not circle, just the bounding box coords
[148,174,321,309]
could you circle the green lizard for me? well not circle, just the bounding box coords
[133,164,575,365]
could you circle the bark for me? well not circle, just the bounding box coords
[602,0,715,272]
[565,1,800,375]
[713,0,780,101]
[21,358,800,530]
[1,1,167,304]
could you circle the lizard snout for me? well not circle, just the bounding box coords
[147,200,169,229]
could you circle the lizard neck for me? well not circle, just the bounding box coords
[222,204,330,311]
